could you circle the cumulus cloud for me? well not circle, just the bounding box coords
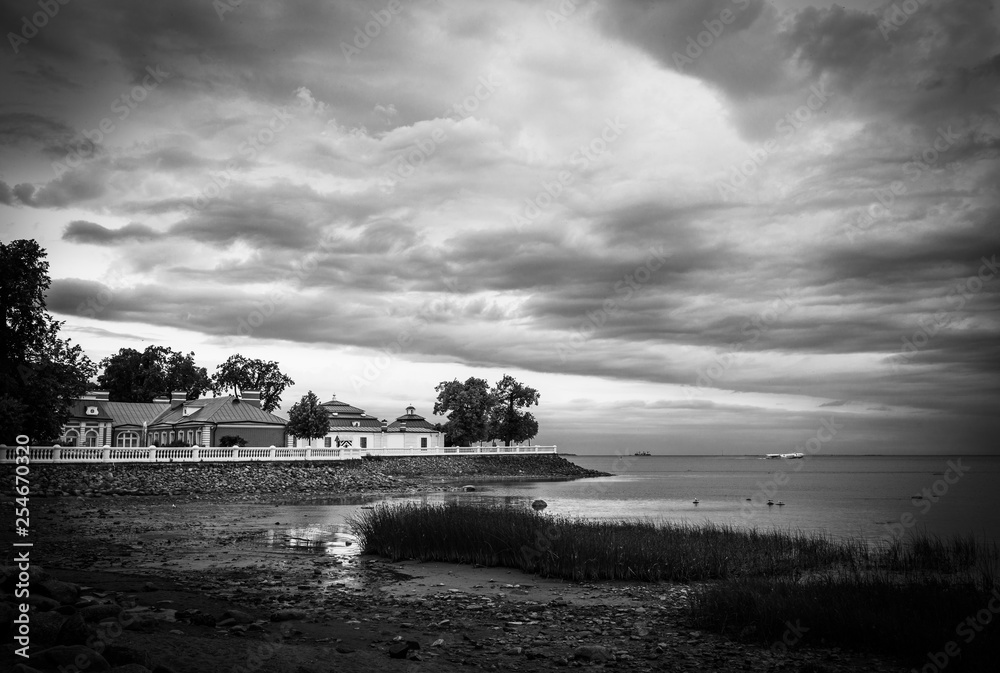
[63,220,163,245]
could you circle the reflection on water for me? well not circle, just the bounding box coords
[251,525,360,556]
[388,492,536,508]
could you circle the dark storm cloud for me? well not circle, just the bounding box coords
[47,276,410,350]
[0,112,76,151]
[594,0,787,99]
[780,5,889,80]
[166,181,387,249]
[62,220,162,245]
[596,0,1000,142]
[2,0,431,131]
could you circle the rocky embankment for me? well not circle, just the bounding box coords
[15,455,608,499]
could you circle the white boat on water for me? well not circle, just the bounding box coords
[765,452,805,459]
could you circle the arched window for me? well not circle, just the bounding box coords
[168,431,175,443]
[64,430,79,446]
[116,431,139,447]
[186,430,194,445]
[84,430,99,447]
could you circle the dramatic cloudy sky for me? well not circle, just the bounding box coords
[2,0,998,455]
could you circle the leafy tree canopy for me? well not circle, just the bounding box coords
[433,377,492,447]
[97,346,211,402]
[286,390,330,444]
[1,239,96,443]
[489,374,540,446]
[432,375,541,447]
[211,354,294,413]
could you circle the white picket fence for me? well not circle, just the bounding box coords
[0,444,558,464]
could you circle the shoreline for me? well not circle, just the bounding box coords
[2,495,911,673]
[0,455,929,672]
[11,454,610,500]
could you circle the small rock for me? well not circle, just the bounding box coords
[124,616,158,632]
[80,604,124,622]
[573,645,612,663]
[28,595,62,612]
[31,611,66,649]
[223,609,255,624]
[270,609,307,622]
[39,579,81,605]
[388,640,420,659]
[57,612,92,646]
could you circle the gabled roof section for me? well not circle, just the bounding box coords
[387,407,437,432]
[151,396,287,426]
[320,397,367,416]
[206,397,288,425]
[102,402,170,427]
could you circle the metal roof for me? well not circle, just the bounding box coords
[101,402,170,427]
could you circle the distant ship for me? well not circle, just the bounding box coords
[633,451,652,456]
[765,452,805,459]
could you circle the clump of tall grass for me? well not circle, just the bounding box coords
[688,574,997,670]
[352,502,856,581]
[349,502,1000,668]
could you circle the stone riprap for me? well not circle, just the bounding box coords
[13,455,608,498]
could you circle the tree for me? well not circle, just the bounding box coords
[97,346,211,402]
[218,435,248,447]
[1,239,96,444]
[433,377,492,447]
[286,390,330,445]
[165,349,212,399]
[211,354,294,413]
[489,375,540,446]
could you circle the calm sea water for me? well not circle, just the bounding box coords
[388,454,1000,543]
[257,454,1000,555]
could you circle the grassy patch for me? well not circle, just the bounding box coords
[349,502,999,669]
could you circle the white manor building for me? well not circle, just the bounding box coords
[288,395,444,452]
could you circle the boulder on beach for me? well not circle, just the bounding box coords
[574,645,612,662]
[270,608,307,621]
[531,499,547,511]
